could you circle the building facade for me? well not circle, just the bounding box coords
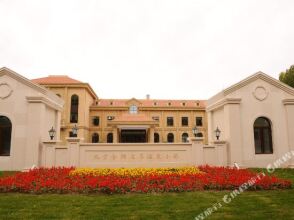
[1,67,294,170]
[32,76,208,144]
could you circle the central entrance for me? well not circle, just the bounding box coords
[120,129,147,143]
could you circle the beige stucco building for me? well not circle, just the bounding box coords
[1,67,294,170]
[206,72,294,168]
[32,76,207,144]
[0,67,63,170]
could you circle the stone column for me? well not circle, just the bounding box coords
[207,111,213,143]
[283,99,294,167]
[67,137,83,167]
[24,101,46,169]
[55,111,61,141]
[190,137,204,165]
[224,100,242,166]
[113,127,118,143]
[149,126,154,143]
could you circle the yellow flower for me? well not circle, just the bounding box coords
[70,167,202,177]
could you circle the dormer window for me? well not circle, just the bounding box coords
[129,105,138,114]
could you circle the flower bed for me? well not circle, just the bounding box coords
[0,166,291,194]
[70,167,202,177]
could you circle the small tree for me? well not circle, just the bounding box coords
[279,65,294,88]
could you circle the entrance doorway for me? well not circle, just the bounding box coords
[120,129,147,143]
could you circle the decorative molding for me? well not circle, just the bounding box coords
[0,83,13,99]
[26,96,63,111]
[0,67,64,108]
[223,72,294,97]
[206,98,242,112]
[283,99,294,105]
[253,86,268,101]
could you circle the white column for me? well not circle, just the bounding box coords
[55,111,61,141]
[284,100,294,167]
[207,111,213,143]
[224,103,243,166]
[149,126,154,143]
[24,102,46,169]
[113,127,118,143]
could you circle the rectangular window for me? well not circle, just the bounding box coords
[167,117,174,126]
[93,116,99,126]
[181,117,188,126]
[196,117,203,126]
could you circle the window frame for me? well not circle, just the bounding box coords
[196,117,203,127]
[253,117,273,154]
[167,117,174,127]
[182,133,189,143]
[107,133,113,143]
[154,132,160,143]
[92,133,99,143]
[129,105,138,114]
[0,116,12,156]
[93,116,100,126]
[181,117,189,127]
[167,133,174,143]
[70,95,79,123]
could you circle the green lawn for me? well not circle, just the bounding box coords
[0,169,293,220]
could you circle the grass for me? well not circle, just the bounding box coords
[0,169,293,220]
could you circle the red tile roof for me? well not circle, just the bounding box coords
[96,99,206,108]
[31,75,82,84]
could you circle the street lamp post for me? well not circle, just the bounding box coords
[72,124,78,137]
[192,126,199,137]
[48,127,56,140]
[214,126,221,140]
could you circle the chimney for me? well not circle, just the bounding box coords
[146,94,150,100]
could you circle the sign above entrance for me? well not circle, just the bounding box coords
[117,125,150,130]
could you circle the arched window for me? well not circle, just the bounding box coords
[167,133,174,143]
[154,133,160,143]
[92,133,99,143]
[196,132,203,138]
[0,116,12,156]
[182,133,189,143]
[70,95,79,123]
[107,133,113,143]
[254,117,273,154]
[129,105,138,114]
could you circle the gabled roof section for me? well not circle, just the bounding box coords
[224,71,294,96]
[0,67,64,109]
[209,71,294,104]
[0,67,47,94]
[125,98,142,105]
[31,75,82,84]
